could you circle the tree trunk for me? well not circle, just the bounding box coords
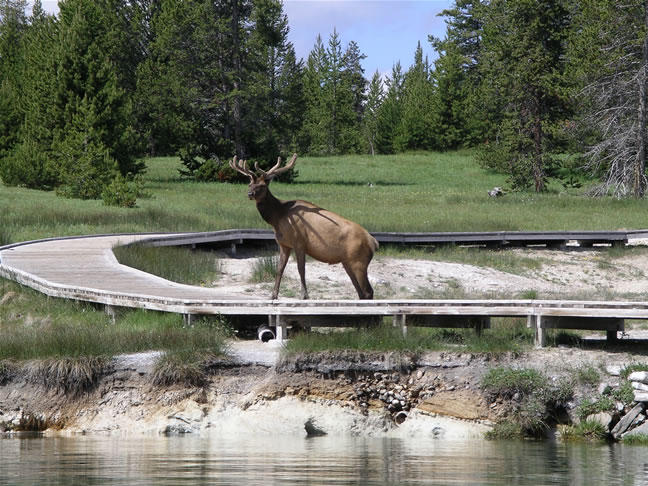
[633,0,648,197]
[533,93,544,193]
[232,0,244,158]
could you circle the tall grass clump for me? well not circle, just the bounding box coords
[25,356,110,395]
[113,244,222,285]
[249,255,278,283]
[151,350,211,387]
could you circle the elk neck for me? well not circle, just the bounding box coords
[255,189,286,227]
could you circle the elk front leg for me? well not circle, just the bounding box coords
[272,245,291,300]
[295,249,309,300]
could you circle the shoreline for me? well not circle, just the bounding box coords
[2,343,647,440]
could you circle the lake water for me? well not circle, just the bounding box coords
[1,434,648,485]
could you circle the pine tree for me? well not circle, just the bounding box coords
[430,40,466,149]
[245,0,304,162]
[362,70,383,155]
[49,0,139,196]
[0,0,27,161]
[376,62,404,154]
[432,0,487,146]
[301,30,366,155]
[301,34,329,154]
[569,0,648,198]
[397,42,435,151]
[475,0,571,192]
[1,0,58,188]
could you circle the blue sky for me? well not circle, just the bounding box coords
[35,0,453,77]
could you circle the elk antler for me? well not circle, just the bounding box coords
[255,153,298,180]
[229,156,255,183]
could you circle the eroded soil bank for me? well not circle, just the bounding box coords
[2,344,647,439]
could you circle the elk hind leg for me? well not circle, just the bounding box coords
[272,245,291,299]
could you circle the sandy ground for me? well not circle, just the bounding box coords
[211,241,648,302]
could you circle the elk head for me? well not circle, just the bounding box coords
[229,154,297,202]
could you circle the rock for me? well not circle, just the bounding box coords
[632,382,648,392]
[634,391,648,402]
[623,420,648,438]
[612,403,646,439]
[628,371,648,384]
[606,365,622,376]
[586,412,613,431]
[598,383,610,395]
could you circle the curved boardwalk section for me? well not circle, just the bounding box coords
[3,230,648,346]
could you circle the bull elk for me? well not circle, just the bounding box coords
[229,153,379,300]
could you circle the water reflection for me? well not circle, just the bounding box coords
[1,434,648,485]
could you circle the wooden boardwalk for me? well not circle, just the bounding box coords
[2,230,648,347]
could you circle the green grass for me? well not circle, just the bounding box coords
[0,280,229,361]
[622,433,648,445]
[282,318,534,355]
[113,244,222,285]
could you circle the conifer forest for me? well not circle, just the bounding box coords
[1,0,647,202]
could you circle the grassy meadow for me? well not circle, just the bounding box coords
[3,151,648,246]
[2,151,648,371]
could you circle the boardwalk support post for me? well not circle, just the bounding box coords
[275,315,287,341]
[393,314,407,336]
[183,314,194,327]
[104,304,117,324]
[528,315,545,348]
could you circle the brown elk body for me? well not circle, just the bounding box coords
[229,154,378,300]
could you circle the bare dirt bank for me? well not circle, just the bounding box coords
[1,341,647,439]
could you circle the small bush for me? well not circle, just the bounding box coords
[482,366,574,438]
[612,381,636,406]
[101,175,138,208]
[575,396,616,421]
[481,367,547,399]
